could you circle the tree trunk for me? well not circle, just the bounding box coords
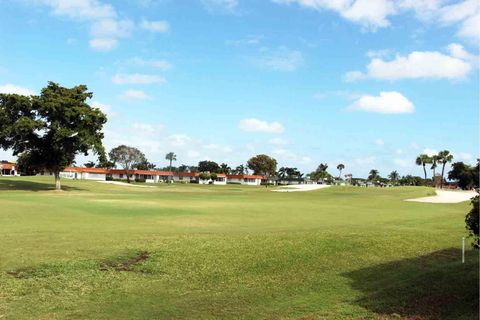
[423,164,427,180]
[169,160,172,182]
[440,163,446,188]
[126,170,131,183]
[54,171,61,190]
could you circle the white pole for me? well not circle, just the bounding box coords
[462,237,465,263]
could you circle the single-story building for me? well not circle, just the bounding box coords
[0,162,18,176]
[226,174,264,186]
[61,167,109,181]
[109,169,172,183]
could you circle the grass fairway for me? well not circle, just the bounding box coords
[0,177,477,319]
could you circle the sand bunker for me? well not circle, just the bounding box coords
[405,189,477,204]
[97,181,153,188]
[272,184,331,192]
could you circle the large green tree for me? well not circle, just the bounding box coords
[448,161,478,190]
[198,160,220,173]
[0,82,107,190]
[437,150,454,188]
[109,145,146,183]
[247,154,277,185]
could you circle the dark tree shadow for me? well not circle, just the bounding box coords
[343,248,479,319]
[0,178,83,192]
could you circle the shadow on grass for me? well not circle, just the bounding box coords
[343,248,479,320]
[0,178,84,192]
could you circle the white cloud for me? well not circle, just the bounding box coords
[91,101,116,117]
[257,47,303,72]
[344,71,365,82]
[131,122,163,135]
[366,48,393,59]
[202,0,239,13]
[455,152,473,162]
[341,0,395,30]
[268,138,289,146]
[349,91,415,114]
[272,148,313,165]
[90,18,133,38]
[347,45,473,81]
[239,118,285,133]
[112,73,166,85]
[395,148,403,155]
[40,0,116,20]
[89,18,134,51]
[0,84,36,96]
[353,156,376,167]
[89,38,118,51]
[121,89,149,100]
[140,19,169,32]
[226,35,263,46]
[167,134,192,147]
[273,0,480,41]
[203,144,232,153]
[393,158,411,168]
[130,57,173,70]
[273,0,396,30]
[423,148,438,156]
[375,138,385,146]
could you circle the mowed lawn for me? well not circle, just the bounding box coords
[0,177,477,319]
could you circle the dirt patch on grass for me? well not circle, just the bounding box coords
[6,267,37,279]
[99,251,150,272]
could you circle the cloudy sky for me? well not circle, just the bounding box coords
[0,0,478,177]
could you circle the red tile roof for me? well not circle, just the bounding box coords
[0,163,15,170]
[64,167,110,174]
[226,174,265,179]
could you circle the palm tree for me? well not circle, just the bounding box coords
[235,164,245,174]
[388,170,399,185]
[437,150,453,188]
[337,163,345,179]
[430,155,439,178]
[278,167,287,180]
[368,169,379,181]
[415,154,432,180]
[220,163,231,174]
[165,152,177,181]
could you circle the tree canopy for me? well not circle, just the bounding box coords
[198,160,220,173]
[109,145,146,183]
[247,154,277,177]
[0,82,107,189]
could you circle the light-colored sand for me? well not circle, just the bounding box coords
[405,189,477,203]
[97,181,153,188]
[272,184,331,192]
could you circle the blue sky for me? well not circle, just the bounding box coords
[0,0,478,178]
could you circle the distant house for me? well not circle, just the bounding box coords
[109,169,172,183]
[34,166,263,186]
[226,174,263,185]
[61,167,109,181]
[0,162,18,176]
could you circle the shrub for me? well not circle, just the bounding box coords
[135,177,146,183]
[465,195,479,248]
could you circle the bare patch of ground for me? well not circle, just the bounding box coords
[100,251,150,272]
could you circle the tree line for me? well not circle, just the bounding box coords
[1,82,477,191]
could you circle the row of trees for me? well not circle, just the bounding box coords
[415,150,453,187]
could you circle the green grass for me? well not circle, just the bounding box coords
[0,176,477,319]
